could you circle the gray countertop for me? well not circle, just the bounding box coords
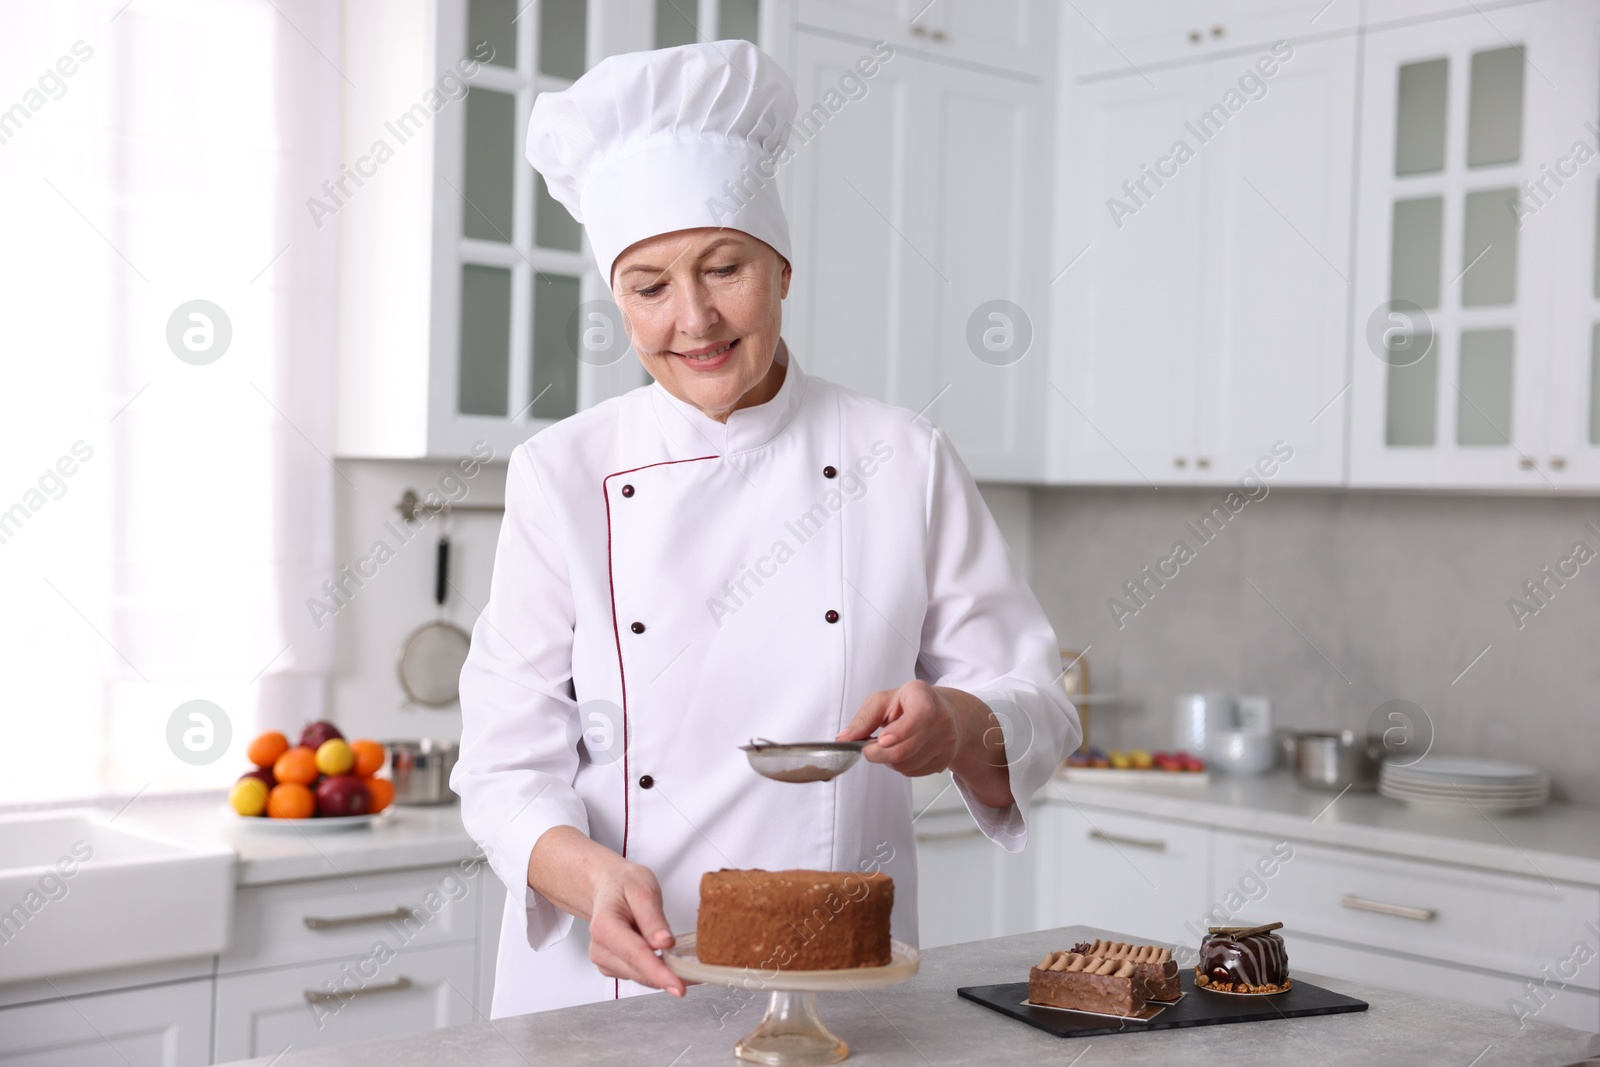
[109,793,479,886]
[1041,770,1600,886]
[217,926,1599,1067]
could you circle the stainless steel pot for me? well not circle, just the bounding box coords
[384,739,460,805]
[1294,730,1383,792]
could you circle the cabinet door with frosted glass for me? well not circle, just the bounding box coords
[428,0,639,459]
[1348,2,1567,489]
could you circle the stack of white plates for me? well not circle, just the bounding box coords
[1379,757,1550,815]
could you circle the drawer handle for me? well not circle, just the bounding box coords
[303,906,417,931]
[304,976,413,1005]
[916,827,984,844]
[1339,894,1437,922]
[1089,829,1167,851]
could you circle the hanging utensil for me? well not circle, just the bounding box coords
[396,518,472,707]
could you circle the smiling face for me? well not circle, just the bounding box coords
[612,228,792,422]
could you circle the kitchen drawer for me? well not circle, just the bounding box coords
[221,865,480,974]
[1215,832,1600,992]
[1290,932,1600,1033]
[1034,804,1211,948]
[213,941,475,1062]
[0,978,212,1066]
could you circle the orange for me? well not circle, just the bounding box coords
[266,782,315,819]
[273,746,319,786]
[350,740,386,779]
[365,777,395,814]
[247,731,290,769]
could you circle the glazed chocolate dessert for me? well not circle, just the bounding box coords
[1196,923,1291,994]
[1030,951,1146,1016]
[696,869,893,970]
[1069,940,1181,1002]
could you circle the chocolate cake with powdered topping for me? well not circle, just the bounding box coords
[696,869,893,970]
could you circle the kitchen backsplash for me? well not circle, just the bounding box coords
[325,467,1599,804]
[1028,486,1600,805]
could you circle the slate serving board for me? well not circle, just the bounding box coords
[957,969,1367,1039]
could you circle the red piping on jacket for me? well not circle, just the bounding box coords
[601,455,717,997]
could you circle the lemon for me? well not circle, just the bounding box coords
[230,777,269,817]
[315,738,355,776]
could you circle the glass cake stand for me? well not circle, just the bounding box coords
[663,934,919,1065]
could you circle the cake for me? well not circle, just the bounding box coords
[1196,923,1291,993]
[1029,951,1146,1016]
[1069,939,1181,1001]
[695,869,893,971]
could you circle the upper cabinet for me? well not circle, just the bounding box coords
[784,6,1053,482]
[1050,23,1356,485]
[1062,0,1357,79]
[793,0,1052,76]
[1348,0,1599,489]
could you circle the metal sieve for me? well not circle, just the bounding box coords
[740,738,870,783]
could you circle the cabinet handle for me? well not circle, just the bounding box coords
[1196,457,1211,469]
[1174,457,1188,469]
[916,826,984,844]
[304,976,413,1005]
[1089,829,1167,851]
[1187,29,1202,43]
[303,906,417,931]
[1550,456,1567,470]
[1519,457,1535,469]
[910,22,927,36]
[1210,25,1225,38]
[1339,894,1436,922]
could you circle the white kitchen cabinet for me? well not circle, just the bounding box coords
[1289,931,1600,1033]
[1051,34,1353,485]
[1063,0,1358,80]
[1348,1,1585,488]
[793,0,1052,76]
[785,29,1050,481]
[335,0,646,460]
[1032,804,1212,947]
[213,941,477,1062]
[0,979,212,1067]
[1215,830,1600,993]
[914,807,1036,948]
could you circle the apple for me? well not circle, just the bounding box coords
[314,775,371,818]
[300,721,344,751]
[239,767,277,790]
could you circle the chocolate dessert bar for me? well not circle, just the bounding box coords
[1029,951,1144,1016]
[1069,939,1181,1001]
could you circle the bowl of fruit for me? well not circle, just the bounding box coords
[1063,747,1209,784]
[228,721,395,831]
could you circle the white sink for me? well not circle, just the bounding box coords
[0,809,234,984]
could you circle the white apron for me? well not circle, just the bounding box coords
[453,354,1078,1018]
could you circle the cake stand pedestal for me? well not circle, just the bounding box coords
[663,934,919,1066]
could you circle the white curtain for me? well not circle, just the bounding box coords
[0,0,339,804]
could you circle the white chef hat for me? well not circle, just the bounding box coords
[526,40,797,287]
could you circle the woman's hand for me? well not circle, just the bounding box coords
[586,860,686,996]
[527,826,687,996]
[836,681,1015,808]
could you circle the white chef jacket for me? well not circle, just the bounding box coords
[453,354,1079,1018]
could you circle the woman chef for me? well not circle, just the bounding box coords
[453,39,1080,1018]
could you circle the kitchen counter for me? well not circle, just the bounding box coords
[214,925,1599,1066]
[110,793,480,886]
[1038,770,1600,887]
